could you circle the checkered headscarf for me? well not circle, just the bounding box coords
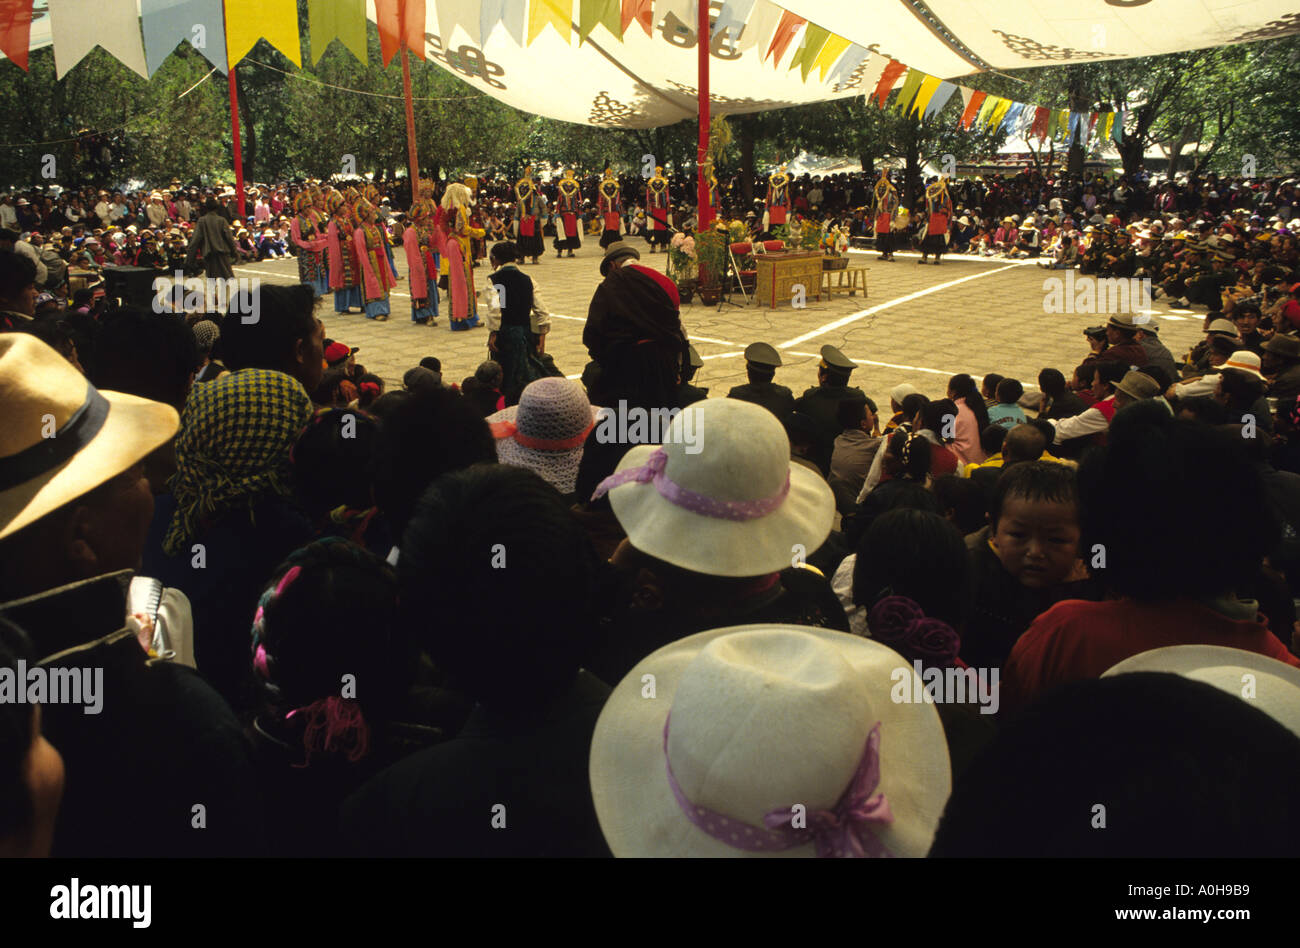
[164,369,313,556]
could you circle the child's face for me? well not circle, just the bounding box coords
[993,496,1080,589]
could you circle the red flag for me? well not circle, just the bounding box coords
[959,89,987,128]
[765,11,805,66]
[621,0,653,36]
[376,0,425,66]
[0,0,33,72]
[872,60,907,107]
[1030,106,1051,139]
[1087,111,1099,139]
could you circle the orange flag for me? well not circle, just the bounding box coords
[765,10,805,66]
[620,0,653,36]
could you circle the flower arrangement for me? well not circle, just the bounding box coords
[820,222,849,256]
[667,231,697,280]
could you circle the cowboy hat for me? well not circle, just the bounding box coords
[588,624,952,857]
[1104,645,1300,738]
[1219,350,1266,380]
[600,240,640,276]
[1264,333,1300,360]
[1114,370,1160,401]
[488,378,599,497]
[592,398,834,577]
[0,335,179,542]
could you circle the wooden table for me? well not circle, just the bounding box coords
[754,251,823,308]
[821,265,869,299]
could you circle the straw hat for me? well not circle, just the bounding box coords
[592,398,834,577]
[588,624,952,857]
[488,377,598,496]
[1220,349,1266,380]
[0,335,179,542]
[1104,645,1300,738]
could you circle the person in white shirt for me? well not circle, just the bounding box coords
[0,196,16,230]
[94,191,113,228]
[146,193,168,228]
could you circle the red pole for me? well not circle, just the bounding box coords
[697,0,711,231]
[401,47,421,205]
[228,65,246,219]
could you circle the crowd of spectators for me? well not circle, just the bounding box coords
[1,165,1299,859]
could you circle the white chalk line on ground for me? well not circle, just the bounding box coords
[778,263,1020,350]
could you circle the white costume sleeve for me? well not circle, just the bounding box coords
[1051,405,1110,444]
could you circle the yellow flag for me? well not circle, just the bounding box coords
[226,0,301,68]
[911,74,942,116]
[1101,112,1115,141]
[529,0,573,44]
[987,97,1012,129]
[812,34,851,81]
[975,95,998,128]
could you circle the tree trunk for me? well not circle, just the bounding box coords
[1066,79,1087,177]
[903,116,921,209]
[234,66,257,183]
[740,129,755,207]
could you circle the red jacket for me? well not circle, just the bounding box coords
[1002,598,1300,715]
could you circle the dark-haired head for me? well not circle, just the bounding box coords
[979,424,1007,458]
[981,373,1004,400]
[254,540,413,737]
[372,385,497,539]
[1078,409,1278,598]
[900,392,929,424]
[490,241,519,265]
[884,429,932,481]
[995,378,1023,405]
[92,307,198,410]
[218,284,324,394]
[922,398,958,441]
[1037,368,1066,399]
[1002,424,1048,466]
[930,475,988,536]
[399,464,604,711]
[1176,395,1227,425]
[852,508,969,628]
[949,373,991,431]
[291,408,381,527]
[930,673,1300,856]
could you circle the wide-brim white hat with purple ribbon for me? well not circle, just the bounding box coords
[589,624,952,857]
[592,397,834,577]
[1104,645,1300,739]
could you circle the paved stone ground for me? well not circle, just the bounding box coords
[233,242,1207,409]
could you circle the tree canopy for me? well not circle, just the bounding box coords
[0,22,1295,191]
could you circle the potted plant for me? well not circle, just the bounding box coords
[695,229,728,305]
[667,232,698,302]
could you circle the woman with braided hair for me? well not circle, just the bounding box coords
[353,198,398,321]
[248,538,467,856]
[290,190,330,298]
[402,196,440,326]
[326,191,362,314]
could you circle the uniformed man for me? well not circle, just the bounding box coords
[793,345,867,447]
[678,344,709,407]
[726,342,794,418]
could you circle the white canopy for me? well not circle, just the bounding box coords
[10,1,1298,129]
[415,0,1299,127]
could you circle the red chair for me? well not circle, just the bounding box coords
[729,241,756,303]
